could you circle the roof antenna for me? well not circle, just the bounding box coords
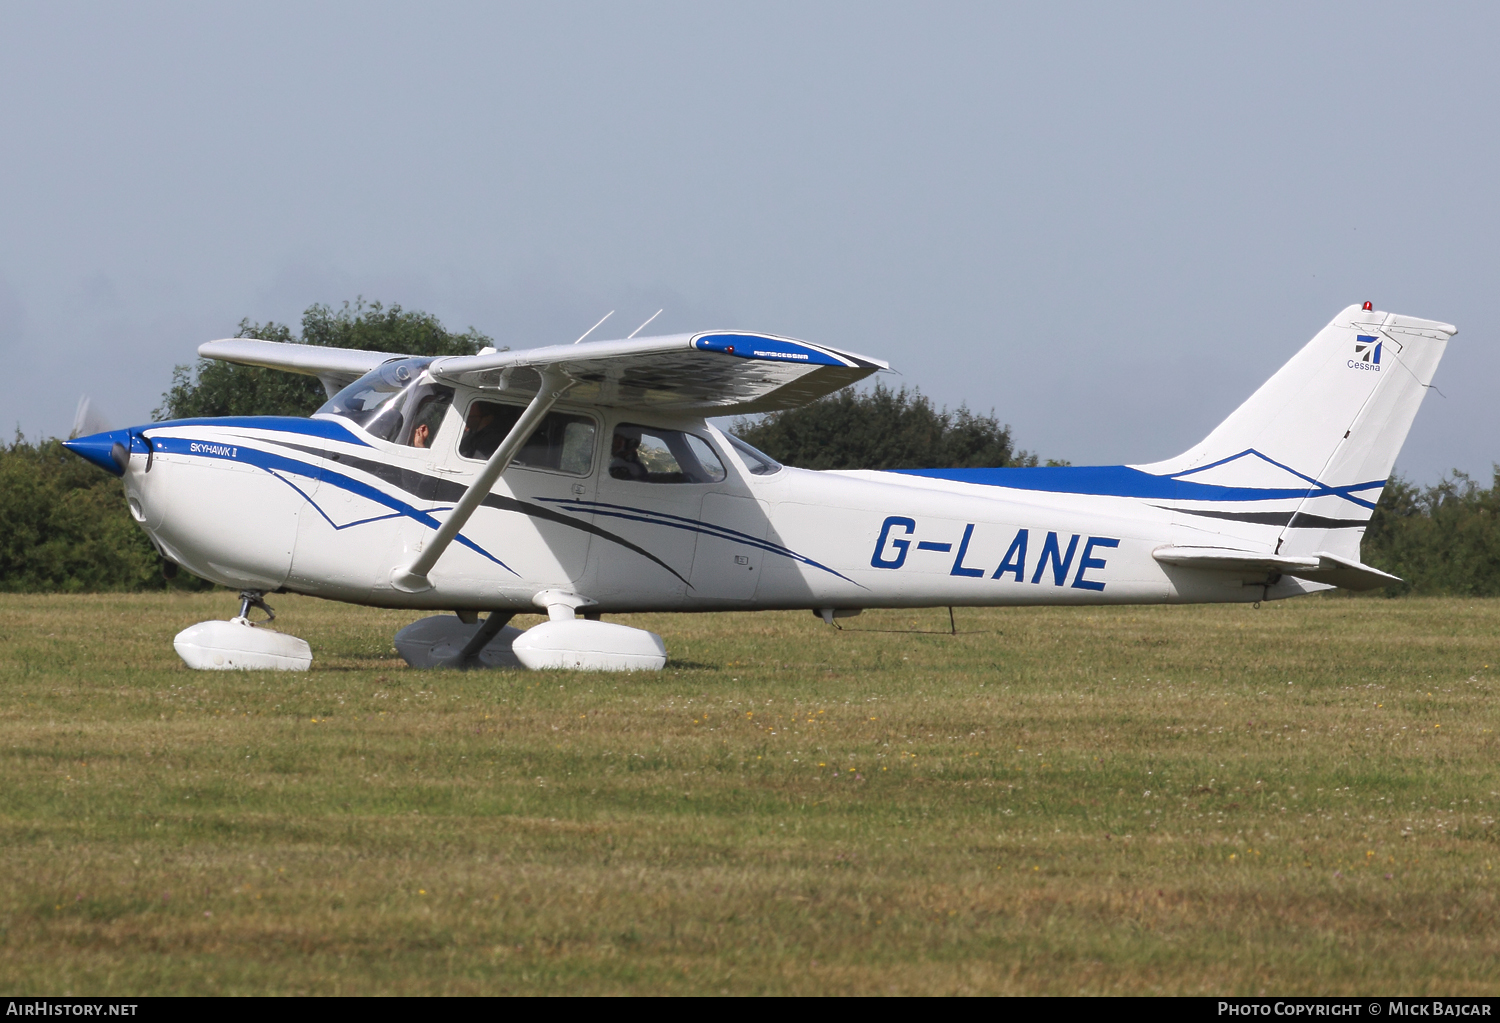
[573,310,614,344]
[626,309,663,339]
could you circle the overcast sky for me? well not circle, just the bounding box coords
[1,2,1495,481]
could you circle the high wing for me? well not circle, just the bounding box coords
[197,339,398,397]
[1152,545,1401,591]
[427,332,887,414]
[200,331,888,415]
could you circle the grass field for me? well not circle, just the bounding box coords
[0,592,1496,995]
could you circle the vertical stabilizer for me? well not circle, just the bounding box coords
[1136,304,1455,560]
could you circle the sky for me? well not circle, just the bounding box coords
[1,2,1496,481]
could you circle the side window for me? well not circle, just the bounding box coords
[609,424,727,484]
[725,433,782,475]
[685,434,726,480]
[459,401,597,475]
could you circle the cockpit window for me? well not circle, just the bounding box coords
[609,425,727,484]
[725,433,783,475]
[315,359,454,447]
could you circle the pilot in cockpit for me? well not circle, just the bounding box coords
[407,392,451,449]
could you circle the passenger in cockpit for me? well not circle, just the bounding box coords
[609,430,648,480]
[459,403,506,459]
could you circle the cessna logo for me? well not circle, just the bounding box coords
[1349,334,1382,372]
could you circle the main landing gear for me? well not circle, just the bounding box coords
[395,591,667,672]
[393,612,525,669]
[172,590,313,671]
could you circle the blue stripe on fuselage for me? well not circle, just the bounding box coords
[889,459,1385,510]
[149,434,516,574]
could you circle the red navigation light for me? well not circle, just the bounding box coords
[1363,301,1373,311]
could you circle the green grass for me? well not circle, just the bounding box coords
[0,592,1497,995]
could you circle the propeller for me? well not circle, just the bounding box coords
[62,395,131,475]
[69,395,112,440]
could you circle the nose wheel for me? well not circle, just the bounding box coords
[237,590,276,623]
[171,590,310,671]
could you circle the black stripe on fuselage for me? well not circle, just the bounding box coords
[278,443,690,586]
[1155,506,1367,529]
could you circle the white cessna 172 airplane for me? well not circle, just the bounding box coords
[64,302,1454,672]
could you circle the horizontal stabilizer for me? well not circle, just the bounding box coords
[1152,545,1401,591]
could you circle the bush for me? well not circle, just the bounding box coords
[0,435,183,591]
[1362,470,1500,596]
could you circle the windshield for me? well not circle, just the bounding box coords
[316,359,444,442]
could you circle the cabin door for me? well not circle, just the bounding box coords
[581,420,743,608]
[437,395,602,593]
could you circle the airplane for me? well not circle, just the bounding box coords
[63,302,1455,672]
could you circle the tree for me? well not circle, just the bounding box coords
[732,381,1040,471]
[155,299,494,421]
[1362,469,1500,596]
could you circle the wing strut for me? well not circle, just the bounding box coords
[391,367,575,593]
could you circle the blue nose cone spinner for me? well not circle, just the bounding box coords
[62,428,138,477]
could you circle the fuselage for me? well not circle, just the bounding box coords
[115,389,1332,614]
